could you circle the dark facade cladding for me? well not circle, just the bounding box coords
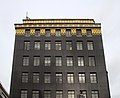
[10,19,111,98]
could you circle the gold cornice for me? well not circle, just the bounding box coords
[15,24,101,28]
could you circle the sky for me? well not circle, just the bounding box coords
[0,0,120,97]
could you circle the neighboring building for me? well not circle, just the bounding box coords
[10,19,111,98]
[0,83,9,98]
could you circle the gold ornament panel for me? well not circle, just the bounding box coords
[16,28,101,36]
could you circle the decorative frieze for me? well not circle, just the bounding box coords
[16,28,101,36]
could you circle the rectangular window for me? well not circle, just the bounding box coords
[33,73,39,83]
[77,41,83,50]
[86,29,92,37]
[91,91,99,98]
[34,41,40,50]
[45,29,51,37]
[80,90,87,98]
[66,41,72,50]
[67,57,73,66]
[44,73,51,83]
[22,72,28,83]
[78,57,84,66]
[56,29,61,37]
[89,57,95,66]
[24,41,30,50]
[44,91,51,98]
[21,90,27,98]
[90,73,97,83]
[56,91,63,98]
[56,72,62,83]
[68,91,75,98]
[35,29,40,37]
[32,91,39,98]
[66,29,71,37]
[56,57,62,66]
[76,29,82,37]
[45,41,51,50]
[25,29,30,37]
[87,41,94,50]
[55,41,62,50]
[67,73,74,83]
[23,56,29,66]
[34,56,40,66]
[45,56,51,66]
[79,73,85,83]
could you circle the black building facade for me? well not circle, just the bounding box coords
[10,19,111,98]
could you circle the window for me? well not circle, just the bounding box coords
[90,73,97,83]
[79,90,87,98]
[67,57,73,66]
[78,57,84,66]
[21,90,27,98]
[32,91,39,98]
[24,41,30,50]
[66,41,72,50]
[56,72,62,83]
[34,41,40,50]
[56,57,62,66]
[45,29,51,37]
[68,91,75,98]
[35,29,40,37]
[89,57,95,66]
[91,91,99,98]
[66,29,71,37]
[45,41,51,50]
[79,73,85,83]
[67,73,74,83]
[21,72,28,83]
[23,56,29,66]
[55,41,62,50]
[76,29,82,37]
[45,56,51,66]
[87,41,94,50]
[25,29,30,37]
[44,91,51,98]
[77,41,83,50]
[56,29,61,37]
[34,56,40,66]
[33,73,39,83]
[86,29,92,37]
[44,73,51,83]
[56,91,63,98]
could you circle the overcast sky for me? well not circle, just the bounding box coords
[0,0,120,97]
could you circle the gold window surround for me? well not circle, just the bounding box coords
[15,28,101,36]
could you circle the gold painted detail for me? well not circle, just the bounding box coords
[16,29,25,35]
[23,20,94,24]
[81,28,86,35]
[40,28,45,35]
[30,29,35,35]
[51,28,55,36]
[16,28,101,36]
[61,28,66,36]
[71,28,76,35]
[92,28,101,35]
[15,24,100,28]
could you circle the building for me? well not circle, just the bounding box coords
[10,19,111,98]
[0,83,9,98]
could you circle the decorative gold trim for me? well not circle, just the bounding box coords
[16,28,101,36]
[23,20,94,24]
[40,28,45,35]
[15,24,101,28]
